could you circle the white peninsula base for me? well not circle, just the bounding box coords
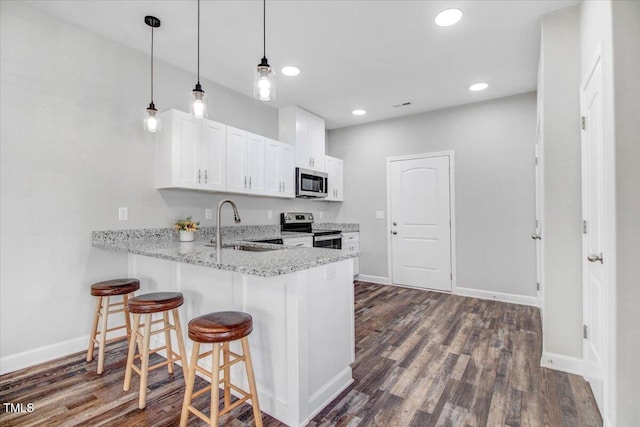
[129,254,355,427]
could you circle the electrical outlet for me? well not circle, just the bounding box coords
[376,210,385,219]
[118,207,128,221]
[267,210,273,220]
[318,211,324,219]
[205,209,212,220]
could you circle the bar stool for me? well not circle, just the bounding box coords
[180,311,262,427]
[123,292,188,409]
[87,278,140,374]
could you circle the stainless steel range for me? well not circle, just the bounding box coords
[281,212,342,249]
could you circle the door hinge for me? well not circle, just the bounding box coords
[583,220,588,234]
[536,282,540,291]
[583,325,588,339]
[581,116,586,130]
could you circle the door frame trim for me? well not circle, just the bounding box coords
[386,151,457,292]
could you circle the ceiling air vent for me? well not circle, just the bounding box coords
[393,102,412,108]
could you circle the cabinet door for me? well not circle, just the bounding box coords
[294,110,310,167]
[246,133,265,194]
[308,113,325,171]
[172,111,201,189]
[201,119,226,191]
[264,138,280,196]
[226,126,248,193]
[334,158,344,201]
[279,143,295,198]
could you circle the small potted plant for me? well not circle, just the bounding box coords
[174,216,199,242]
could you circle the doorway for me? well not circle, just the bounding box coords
[387,152,454,292]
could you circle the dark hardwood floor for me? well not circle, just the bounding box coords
[0,281,601,426]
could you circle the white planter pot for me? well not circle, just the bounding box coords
[179,230,195,242]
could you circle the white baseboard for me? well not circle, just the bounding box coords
[356,274,390,285]
[455,287,539,307]
[0,335,90,375]
[540,351,584,376]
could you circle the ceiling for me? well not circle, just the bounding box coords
[25,0,578,130]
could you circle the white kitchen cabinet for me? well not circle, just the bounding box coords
[325,155,344,201]
[279,106,325,171]
[265,138,295,198]
[226,126,265,195]
[283,235,313,248]
[156,109,226,191]
[342,232,360,276]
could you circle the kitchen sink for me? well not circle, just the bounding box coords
[225,244,280,252]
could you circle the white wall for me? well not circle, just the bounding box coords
[0,1,332,366]
[611,1,640,424]
[539,6,583,360]
[327,93,537,298]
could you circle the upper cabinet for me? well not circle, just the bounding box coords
[156,109,226,191]
[325,155,344,202]
[226,126,265,195]
[279,106,326,171]
[155,109,293,199]
[265,138,295,198]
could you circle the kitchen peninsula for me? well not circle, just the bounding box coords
[92,226,359,427]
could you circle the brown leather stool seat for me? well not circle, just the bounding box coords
[188,311,253,343]
[123,292,188,409]
[180,311,262,427]
[86,278,140,374]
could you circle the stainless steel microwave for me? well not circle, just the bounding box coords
[295,167,328,198]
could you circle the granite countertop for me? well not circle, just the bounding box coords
[92,224,359,278]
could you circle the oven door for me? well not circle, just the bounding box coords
[296,168,328,198]
[314,234,342,249]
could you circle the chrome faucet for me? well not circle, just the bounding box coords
[216,199,241,261]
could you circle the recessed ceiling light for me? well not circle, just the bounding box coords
[352,109,367,116]
[469,83,489,91]
[281,66,300,76]
[434,8,463,27]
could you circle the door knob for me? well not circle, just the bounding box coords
[392,231,398,235]
[393,222,397,226]
[587,252,603,264]
[531,233,541,240]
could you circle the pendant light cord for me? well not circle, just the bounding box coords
[263,0,266,58]
[197,0,200,84]
[150,26,154,103]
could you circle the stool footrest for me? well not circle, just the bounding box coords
[186,405,211,425]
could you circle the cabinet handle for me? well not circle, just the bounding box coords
[309,157,312,167]
[244,176,247,188]
[198,169,201,183]
[204,170,208,183]
[249,176,252,188]
[282,181,285,192]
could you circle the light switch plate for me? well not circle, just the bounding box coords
[268,210,273,220]
[118,207,128,221]
[318,211,324,219]
[205,209,212,220]
[376,210,385,219]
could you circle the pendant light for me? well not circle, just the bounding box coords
[254,0,275,101]
[191,0,206,119]
[143,16,161,133]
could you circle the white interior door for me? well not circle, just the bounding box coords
[581,53,605,413]
[389,154,452,291]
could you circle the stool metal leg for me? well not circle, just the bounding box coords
[86,297,102,362]
[241,337,263,427]
[123,313,141,392]
[96,296,110,374]
[179,341,201,427]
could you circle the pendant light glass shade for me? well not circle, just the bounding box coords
[254,0,275,101]
[144,16,161,133]
[191,0,207,119]
[254,58,275,101]
[144,103,160,133]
